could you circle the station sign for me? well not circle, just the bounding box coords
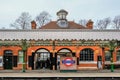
[60,57,77,70]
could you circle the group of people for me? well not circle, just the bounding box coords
[36,58,51,69]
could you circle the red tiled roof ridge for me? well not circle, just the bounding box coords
[40,21,86,29]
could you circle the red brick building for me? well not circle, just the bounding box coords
[0,9,120,70]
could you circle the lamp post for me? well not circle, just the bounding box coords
[22,50,26,72]
[108,41,117,72]
[110,50,114,72]
[21,40,28,72]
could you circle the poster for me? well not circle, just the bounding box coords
[0,56,3,67]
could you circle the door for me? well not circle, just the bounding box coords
[30,52,35,70]
[3,56,13,69]
[3,50,13,69]
[97,56,102,69]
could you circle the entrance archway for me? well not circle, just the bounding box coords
[3,50,13,69]
[55,48,75,70]
[32,48,52,70]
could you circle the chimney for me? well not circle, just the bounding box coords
[31,20,37,29]
[86,19,93,29]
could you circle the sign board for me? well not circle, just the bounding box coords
[0,56,3,67]
[60,57,77,70]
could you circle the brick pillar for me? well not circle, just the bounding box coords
[102,48,105,69]
[86,19,93,29]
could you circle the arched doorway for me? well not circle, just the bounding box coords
[32,48,52,70]
[80,48,94,61]
[3,50,13,69]
[55,48,75,70]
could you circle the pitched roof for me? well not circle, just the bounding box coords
[40,21,86,29]
[0,29,120,40]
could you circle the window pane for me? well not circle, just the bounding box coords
[18,51,23,63]
[39,53,50,61]
[4,50,13,55]
[105,51,111,61]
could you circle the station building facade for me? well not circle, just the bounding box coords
[0,10,120,70]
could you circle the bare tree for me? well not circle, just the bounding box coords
[1,27,6,29]
[112,15,120,29]
[36,11,51,28]
[79,19,88,27]
[95,17,111,30]
[10,12,32,29]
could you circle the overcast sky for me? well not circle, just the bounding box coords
[0,0,120,29]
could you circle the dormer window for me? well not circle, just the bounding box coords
[57,20,68,28]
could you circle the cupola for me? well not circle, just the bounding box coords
[56,9,68,28]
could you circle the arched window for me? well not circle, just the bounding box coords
[36,49,50,61]
[80,48,94,61]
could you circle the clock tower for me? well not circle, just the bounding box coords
[57,9,68,28]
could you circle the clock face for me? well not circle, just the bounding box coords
[57,20,68,28]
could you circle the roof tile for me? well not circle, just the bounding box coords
[40,21,86,29]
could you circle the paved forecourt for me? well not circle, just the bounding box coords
[0,73,120,77]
